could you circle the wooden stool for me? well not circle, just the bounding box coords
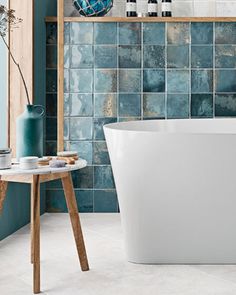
[0,160,89,294]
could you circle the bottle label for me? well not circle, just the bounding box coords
[126,2,137,12]
[148,3,158,13]
[162,2,172,11]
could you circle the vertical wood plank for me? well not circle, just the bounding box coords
[31,175,40,294]
[61,173,89,271]
[57,0,64,152]
[0,181,8,213]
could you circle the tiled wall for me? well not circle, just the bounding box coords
[64,0,236,17]
[45,21,236,212]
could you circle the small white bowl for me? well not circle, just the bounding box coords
[19,156,39,170]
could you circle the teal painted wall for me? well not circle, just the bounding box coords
[0,0,57,240]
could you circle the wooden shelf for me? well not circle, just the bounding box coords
[45,16,236,23]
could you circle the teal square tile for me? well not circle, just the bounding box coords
[94,190,118,213]
[64,69,69,93]
[167,70,189,93]
[119,117,141,122]
[70,69,93,93]
[94,69,117,93]
[64,118,69,140]
[215,70,236,92]
[215,45,236,68]
[46,178,62,189]
[70,117,93,140]
[64,45,70,69]
[191,46,213,68]
[75,190,93,213]
[69,141,93,164]
[167,23,190,45]
[215,23,236,44]
[119,94,141,117]
[119,45,141,68]
[64,93,70,116]
[46,45,57,68]
[93,141,110,165]
[191,70,213,93]
[94,94,117,117]
[45,141,57,156]
[70,94,93,116]
[167,94,189,119]
[143,69,165,92]
[46,23,57,44]
[46,190,67,213]
[72,166,93,188]
[64,22,70,45]
[46,69,57,92]
[93,117,117,140]
[167,45,189,68]
[94,166,115,189]
[191,23,213,45]
[143,93,165,118]
[94,45,117,68]
[46,94,57,116]
[143,45,165,68]
[71,45,93,68]
[46,118,57,140]
[94,22,117,44]
[70,22,93,44]
[119,23,141,45]
[191,94,213,118]
[215,94,236,117]
[119,69,141,92]
[143,23,165,45]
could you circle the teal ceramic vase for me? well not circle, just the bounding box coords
[16,105,45,160]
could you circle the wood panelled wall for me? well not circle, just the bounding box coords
[8,0,34,155]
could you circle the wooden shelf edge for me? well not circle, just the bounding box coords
[45,16,236,23]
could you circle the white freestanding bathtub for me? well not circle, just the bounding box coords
[104,119,236,264]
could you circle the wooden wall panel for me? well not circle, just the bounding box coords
[8,0,34,155]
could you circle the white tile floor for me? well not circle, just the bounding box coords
[1,213,236,295]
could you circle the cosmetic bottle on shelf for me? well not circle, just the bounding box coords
[126,0,137,17]
[148,0,158,17]
[162,0,172,17]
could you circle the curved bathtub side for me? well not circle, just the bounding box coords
[104,125,236,264]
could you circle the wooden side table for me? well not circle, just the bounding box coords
[0,160,89,294]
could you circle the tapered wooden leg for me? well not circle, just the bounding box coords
[31,175,40,294]
[61,173,89,271]
[31,187,34,264]
[0,180,8,213]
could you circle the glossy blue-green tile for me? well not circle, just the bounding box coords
[45,141,57,156]
[191,45,213,68]
[143,69,165,92]
[191,70,213,93]
[143,23,165,45]
[94,94,117,117]
[64,118,69,140]
[119,23,141,45]
[75,190,93,212]
[69,141,93,164]
[215,70,236,92]
[118,45,141,68]
[119,69,141,92]
[215,45,236,68]
[46,69,57,92]
[94,69,117,93]
[46,178,62,189]
[94,45,117,68]
[143,93,165,118]
[64,93,70,116]
[93,141,110,165]
[70,69,93,93]
[94,190,118,213]
[70,22,93,44]
[167,45,189,68]
[70,93,93,116]
[119,94,141,117]
[46,190,67,213]
[167,23,190,45]
[215,94,236,116]
[215,23,236,44]
[167,70,189,94]
[72,166,93,188]
[143,45,165,68]
[64,45,70,69]
[46,118,57,140]
[46,45,57,68]
[64,69,69,93]
[94,166,115,189]
[46,94,57,116]
[64,22,70,45]
[118,117,141,122]
[93,117,117,140]
[191,22,213,44]
[71,45,93,68]
[167,94,189,119]
[94,22,117,44]
[70,117,93,140]
[46,23,57,44]
[191,94,213,118]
